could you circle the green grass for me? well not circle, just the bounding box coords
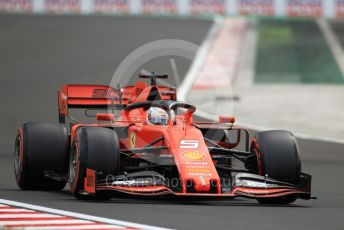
[255,18,344,84]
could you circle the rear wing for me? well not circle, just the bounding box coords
[58,84,133,123]
[58,83,177,123]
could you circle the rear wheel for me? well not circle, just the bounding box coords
[14,122,69,190]
[250,130,301,204]
[69,127,120,200]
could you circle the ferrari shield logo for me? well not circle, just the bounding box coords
[130,132,136,148]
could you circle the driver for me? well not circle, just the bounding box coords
[146,107,169,125]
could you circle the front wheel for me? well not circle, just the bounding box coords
[69,127,120,200]
[249,130,301,204]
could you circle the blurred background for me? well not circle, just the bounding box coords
[3,0,343,141]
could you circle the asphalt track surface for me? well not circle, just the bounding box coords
[0,14,344,230]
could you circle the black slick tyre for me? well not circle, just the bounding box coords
[14,122,69,190]
[69,127,120,200]
[250,130,301,204]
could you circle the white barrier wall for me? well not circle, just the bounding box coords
[0,0,343,18]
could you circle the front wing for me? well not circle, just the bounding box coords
[84,169,312,200]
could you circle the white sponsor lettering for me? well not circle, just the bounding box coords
[180,140,199,149]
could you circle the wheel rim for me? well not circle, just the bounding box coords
[14,137,21,176]
[69,143,78,184]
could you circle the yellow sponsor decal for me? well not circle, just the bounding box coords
[183,151,204,161]
[130,132,136,148]
[187,168,209,173]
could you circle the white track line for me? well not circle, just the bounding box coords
[178,16,224,102]
[0,198,172,230]
[235,121,344,144]
[193,18,247,88]
[318,18,344,79]
[196,105,344,144]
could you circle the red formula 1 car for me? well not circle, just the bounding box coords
[14,73,311,204]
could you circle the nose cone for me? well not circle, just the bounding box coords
[167,127,220,193]
[181,151,219,192]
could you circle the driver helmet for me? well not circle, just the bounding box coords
[147,107,169,125]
